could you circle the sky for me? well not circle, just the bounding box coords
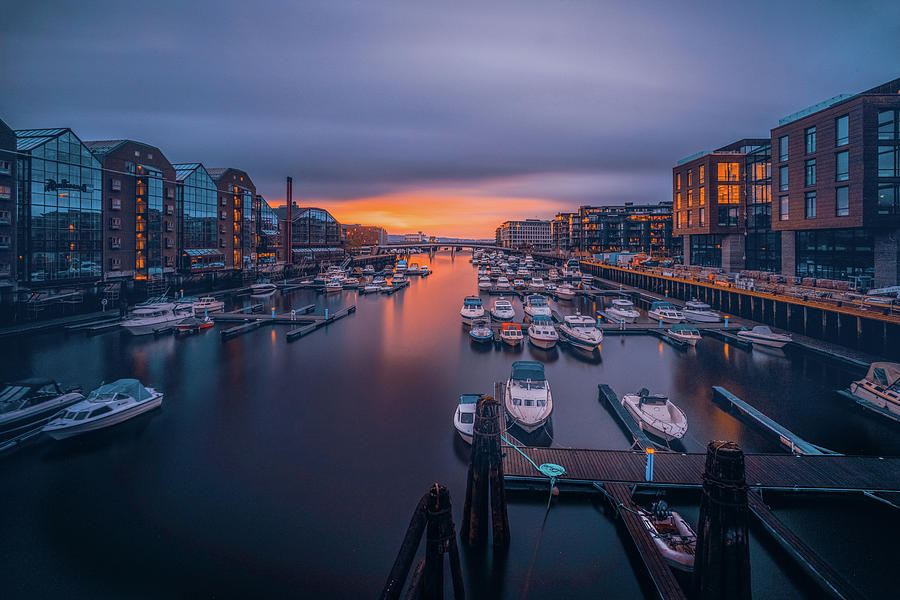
[1,1,899,237]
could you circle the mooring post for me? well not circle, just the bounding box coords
[423,484,465,600]
[380,494,428,600]
[486,399,510,549]
[692,440,752,600]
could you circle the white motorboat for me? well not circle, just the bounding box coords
[556,284,576,300]
[524,295,551,318]
[372,276,387,286]
[250,280,277,295]
[363,265,376,275]
[42,379,163,440]
[558,313,603,351]
[0,378,83,437]
[513,278,527,290]
[737,325,792,348]
[395,259,408,272]
[325,279,343,293]
[622,389,688,441]
[460,296,485,322]
[528,316,558,349]
[363,282,380,293]
[121,303,193,335]
[548,269,560,281]
[478,276,493,290]
[420,265,431,276]
[477,267,487,277]
[638,501,697,572]
[499,322,524,345]
[454,394,481,443]
[406,262,421,275]
[648,301,684,324]
[392,273,408,285]
[469,319,494,343]
[683,299,721,323]
[529,277,546,292]
[496,277,511,291]
[491,298,516,320]
[607,298,639,323]
[847,362,900,422]
[193,296,224,314]
[505,361,552,432]
[516,267,530,278]
[665,324,702,346]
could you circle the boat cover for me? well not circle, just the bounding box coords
[531,315,553,325]
[459,394,481,405]
[511,361,545,381]
[750,326,774,335]
[865,363,900,387]
[670,324,699,333]
[91,379,151,401]
[650,301,676,310]
[463,297,482,306]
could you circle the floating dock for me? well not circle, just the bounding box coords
[597,384,657,450]
[286,305,357,341]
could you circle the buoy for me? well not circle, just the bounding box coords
[551,486,560,496]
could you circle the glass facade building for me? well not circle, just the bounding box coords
[290,207,341,247]
[744,142,781,271]
[15,129,102,283]
[174,163,221,272]
[796,229,874,281]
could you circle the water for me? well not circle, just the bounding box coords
[1,252,896,599]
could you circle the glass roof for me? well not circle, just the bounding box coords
[184,248,223,256]
[173,163,202,181]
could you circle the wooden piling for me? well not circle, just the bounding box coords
[380,494,427,600]
[692,441,752,600]
[423,484,465,600]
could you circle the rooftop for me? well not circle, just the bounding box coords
[777,77,900,126]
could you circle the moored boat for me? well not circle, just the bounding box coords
[638,501,697,572]
[683,299,721,323]
[121,303,194,335]
[737,325,792,348]
[0,379,83,437]
[454,394,481,443]
[363,264,376,275]
[558,313,603,351]
[846,362,900,422]
[420,265,431,276]
[469,319,494,343]
[250,279,277,296]
[648,301,684,324]
[193,296,224,314]
[527,315,558,349]
[406,262,421,275]
[499,322,524,345]
[529,277,546,292]
[325,279,343,293]
[176,315,214,334]
[665,324,701,346]
[478,276,493,290]
[555,284,576,300]
[460,296,485,322]
[621,388,688,441]
[513,278,527,290]
[523,295,551,318]
[607,298,640,323]
[490,298,515,320]
[496,277,511,291]
[342,277,360,289]
[504,361,552,432]
[42,379,163,440]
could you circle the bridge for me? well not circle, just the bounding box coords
[375,242,510,252]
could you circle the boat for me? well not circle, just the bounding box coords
[665,324,701,346]
[513,278,527,290]
[121,303,194,335]
[175,315,214,334]
[545,282,557,293]
[622,389,688,441]
[42,379,163,440]
[363,282,380,293]
[0,379,83,437]
[548,269,560,281]
[392,273,408,285]
[496,277,511,291]
[420,265,431,276]
[737,325,792,348]
[846,362,900,422]
[648,301,684,324]
[469,319,494,344]
[504,361,552,432]
[529,277,546,292]
[580,273,593,285]
[363,264,376,275]
[499,322,524,346]
[325,266,345,281]
[683,299,721,323]
[516,268,530,278]
[491,298,515,320]
[607,298,639,323]
[342,277,360,289]
[460,296,485,322]
[312,272,328,286]
[556,284,576,300]
[527,316,558,349]
[564,258,580,277]
[372,276,387,287]
[523,295,551,318]
[478,276,493,290]
[454,394,481,443]
[407,262,421,275]
[325,279,343,293]
[558,313,603,351]
[250,279,277,295]
[395,259,408,272]
[193,296,224,314]
[638,501,697,572]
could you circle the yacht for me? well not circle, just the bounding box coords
[193,296,224,314]
[469,319,494,344]
[43,379,163,440]
[325,279,343,293]
[638,501,697,572]
[499,322,524,346]
[648,301,684,324]
[406,262,421,275]
[342,277,360,289]
[528,316,558,349]
[607,298,640,323]
[491,298,515,320]
[516,267,530,278]
[478,276,493,290]
[555,284,576,300]
[665,324,702,346]
[513,278,527,291]
[564,258,580,277]
[325,266,345,280]
[529,277,546,292]
[372,276,387,287]
[496,277,511,291]
[363,264,376,275]
[683,299,721,323]
[363,281,381,293]
[523,295,551,318]
[453,394,481,443]
[395,259,408,272]
[504,361,552,432]
[460,296,485,322]
[121,303,194,335]
[847,362,900,422]
[250,279,277,296]
[558,313,603,351]
[175,315,214,334]
[0,379,83,437]
[737,325,792,348]
[621,389,688,441]
[548,269,560,281]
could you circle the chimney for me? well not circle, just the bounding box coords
[286,176,292,257]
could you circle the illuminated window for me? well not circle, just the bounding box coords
[687,210,692,227]
[835,151,849,181]
[0,185,10,200]
[699,165,705,185]
[804,126,816,154]
[835,186,849,217]
[779,196,789,221]
[717,185,739,203]
[835,115,849,146]
[699,186,706,205]
[687,189,693,207]
[675,173,681,190]
[687,169,693,186]
[675,192,681,209]
[717,162,739,182]
[779,136,789,162]
[699,207,706,226]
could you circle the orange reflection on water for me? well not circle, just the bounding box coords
[724,343,730,360]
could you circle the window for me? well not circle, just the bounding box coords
[221,210,228,219]
[687,210,692,227]
[109,237,122,249]
[165,221,174,232]
[796,229,874,281]
[165,238,173,248]
[134,150,140,157]
[804,126,816,154]
[687,189,693,207]
[111,178,122,191]
[675,191,681,209]
[699,165,705,185]
[779,136,789,162]
[835,151,849,182]
[166,187,174,199]
[221,196,227,206]
[0,160,10,175]
[110,198,122,210]
[699,207,706,226]
[878,110,896,140]
[779,196,789,221]
[219,239,226,248]
[835,186,849,217]
[835,115,849,146]
[699,186,706,205]
[675,212,681,228]
[717,162,740,182]
[166,204,174,215]
[0,210,9,224]
[717,185,739,203]
[804,159,816,186]
[878,146,897,177]
[779,166,789,191]
[804,191,816,218]
[109,258,121,270]
[0,185,10,200]
[0,235,10,248]
[878,184,898,215]
[688,169,693,186]
[718,206,738,227]
[110,217,121,230]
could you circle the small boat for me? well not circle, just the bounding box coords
[460,296,485,322]
[469,319,494,343]
[395,259,408,272]
[607,298,639,323]
[524,295,551,318]
[491,298,515,320]
[0,379,83,437]
[43,379,163,440]
[499,322,524,345]
[558,313,603,351]
[516,268,530,278]
[193,296,224,314]
[683,299,721,323]
[737,325,792,348]
[513,278,527,290]
[477,267,487,277]
[496,277,511,291]
[665,324,701,346]
[176,316,214,334]
[528,315,558,349]
[363,282,380,293]
[504,361,552,432]
[250,279,277,296]
[313,272,328,286]
[846,362,900,422]
[638,501,696,572]
[454,394,481,443]
[548,269,560,281]
[648,301,684,324]
[529,277,546,292]
[556,284,576,300]
[392,273,408,285]
[478,276,493,290]
[407,262,421,275]
[420,265,431,276]
[325,279,343,293]
[121,303,194,335]
[342,277,360,289]
[363,265,376,275]
[372,276,386,287]
[621,389,688,441]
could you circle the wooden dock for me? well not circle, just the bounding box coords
[597,384,657,450]
[286,305,357,341]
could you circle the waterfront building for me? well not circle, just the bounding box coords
[744,142,781,272]
[84,140,177,282]
[0,119,16,300]
[342,224,388,247]
[173,163,222,274]
[255,194,282,267]
[404,231,427,243]
[287,206,343,263]
[13,128,103,285]
[551,212,576,253]
[496,219,551,250]
[576,202,674,257]
[207,168,256,271]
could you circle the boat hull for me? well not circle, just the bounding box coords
[501,336,523,346]
[44,395,163,440]
[739,334,788,348]
[558,326,601,351]
[622,399,685,442]
[529,335,557,349]
[684,311,720,323]
[122,316,185,335]
[648,311,683,324]
[665,332,699,346]
[0,393,84,437]
[607,309,638,323]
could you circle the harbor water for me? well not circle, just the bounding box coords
[0,252,897,599]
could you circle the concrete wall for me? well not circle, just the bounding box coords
[720,233,745,273]
[781,231,796,278]
[874,229,900,287]
[682,236,691,266]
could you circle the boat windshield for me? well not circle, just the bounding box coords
[88,379,150,402]
[463,299,482,307]
[0,386,32,413]
[459,413,474,424]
